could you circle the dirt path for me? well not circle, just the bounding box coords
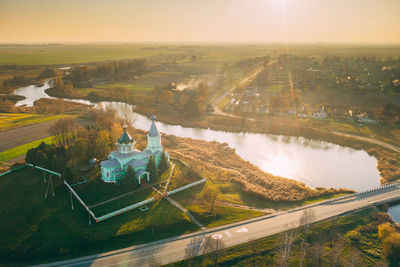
[212,60,275,117]
[0,120,58,152]
[332,131,400,153]
[219,201,276,214]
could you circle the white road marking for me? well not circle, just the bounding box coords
[235,227,248,233]
[211,233,223,240]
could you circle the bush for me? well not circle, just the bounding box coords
[382,232,400,263]
[347,230,361,242]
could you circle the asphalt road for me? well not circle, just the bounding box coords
[42,185,400,267]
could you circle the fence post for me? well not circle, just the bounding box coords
[70,191,74,210]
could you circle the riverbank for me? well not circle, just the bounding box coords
[135,108,400,185]
[163,135,353,203]
[44,86,399,186]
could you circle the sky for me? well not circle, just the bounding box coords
[0,0,399,44]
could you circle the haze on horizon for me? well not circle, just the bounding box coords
[0,0,399,44]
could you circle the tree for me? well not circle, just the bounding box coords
[299,209,316,236]
[159,89,174,106]
[329,239,344,267]
[346,249,363,267]
[69,137,88,165]
[201,185,218,212]
[54,72,64,92]
[184,236,203,266]
[378,223,395,240]
[158,152,169,174]
[202,235,225,267]
[378,223,400,263]
[93,130,110,160]
[124,165,137,186]
[50,117,80,147]
[275,231,295,267]
[311,242,323,267]
[147,156,158,181]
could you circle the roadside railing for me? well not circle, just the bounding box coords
[321,181,400,205]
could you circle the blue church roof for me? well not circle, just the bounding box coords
[148,116,159,137]
[135,169,149,177]
[118,124,134,144]
[100,159,120,168]
[127,159,148,169]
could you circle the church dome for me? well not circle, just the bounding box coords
[118,123,134,144]
[148,115,160,137]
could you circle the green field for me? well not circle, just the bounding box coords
[0,136,54,162]
[0,44,181,65]
[0,113,68,132]
[1,44,399,66]
[0,113,66,131]
[0,167,265,265]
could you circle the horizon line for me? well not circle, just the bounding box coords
[1,41,400,46]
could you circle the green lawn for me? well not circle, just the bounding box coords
[0,167,267,265]
[0,167,197,265]
[0,113,68,132]
[0,136,54,162]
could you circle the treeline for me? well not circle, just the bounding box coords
[2,68,55,89]
[65,59,146,88]
[155,82,209,117]
[234,55,271,70]
[25,109,124,183]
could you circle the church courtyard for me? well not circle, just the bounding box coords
[0,166,264,265]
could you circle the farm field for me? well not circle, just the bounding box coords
[0,113,67,131]
[0,136,54,162]
[1,44,400,66]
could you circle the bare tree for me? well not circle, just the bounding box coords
[329,239,344,267]
[298,209,316,267]
[119,102,137,126]
[202,235,225,266]
[185,235,203,266]
[299,208,316,235]
[275,231,295,267]
[298,239,309,267]
[50,117,80,147]
[311,242,323,267]
[346,248,364,267]
[248,239,259,267]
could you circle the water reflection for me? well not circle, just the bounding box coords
[13,84,381,191]
[388,205,400,223]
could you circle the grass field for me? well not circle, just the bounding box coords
[210,182,351,211]
[0,167,266,265]
[0,113,68,132]
[1,44,399,66]
[0,136,54,162]
[306,118,400,147]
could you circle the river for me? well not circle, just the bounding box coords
[13,81,381,191]
[388,205,400,223]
